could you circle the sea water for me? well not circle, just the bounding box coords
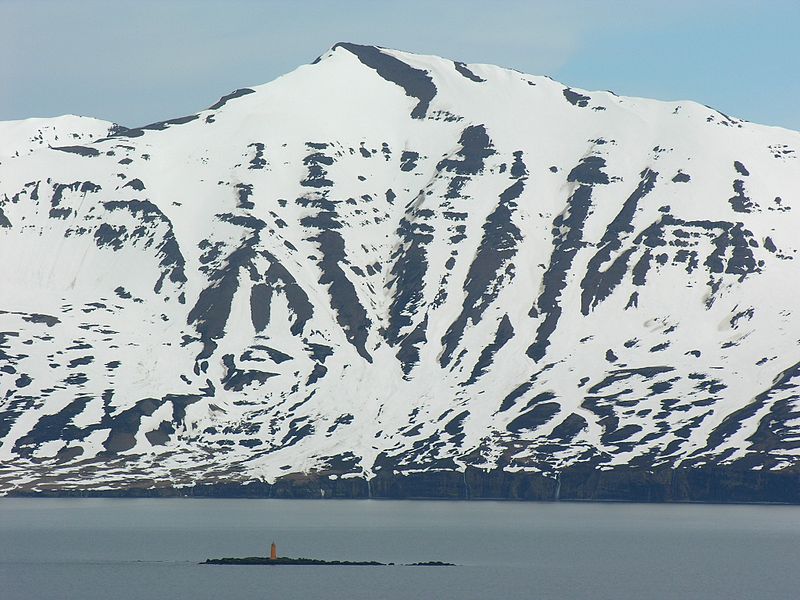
[1,498,798,599]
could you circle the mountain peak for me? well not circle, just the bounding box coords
[308,42,438,119]
[314,41,389,61]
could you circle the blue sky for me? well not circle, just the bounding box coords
[2,0,798,131]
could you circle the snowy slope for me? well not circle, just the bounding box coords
[1,43,799,494]
[0,115,118,162]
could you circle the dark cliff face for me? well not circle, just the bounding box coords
[1,44,800,499]
[11,467,800,505]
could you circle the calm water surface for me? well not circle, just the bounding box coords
[1,498,798,599]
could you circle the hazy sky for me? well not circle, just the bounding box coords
[2,0,798,131]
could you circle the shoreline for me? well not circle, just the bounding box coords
[6,465,800,505]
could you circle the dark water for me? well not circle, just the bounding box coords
[1,498,798,599]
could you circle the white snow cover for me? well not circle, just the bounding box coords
[0,43,799,493]
[0,115,117,161]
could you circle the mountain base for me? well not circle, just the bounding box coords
[7,465,800,504]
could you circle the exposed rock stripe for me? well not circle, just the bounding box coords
[441,179,524,366]
[580,168,658,314]
[527,157,609,362]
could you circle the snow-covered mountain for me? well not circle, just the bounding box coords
[1,43,799,498]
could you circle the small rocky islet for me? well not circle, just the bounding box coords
[204,544,454,566]
[203,557,455,567]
